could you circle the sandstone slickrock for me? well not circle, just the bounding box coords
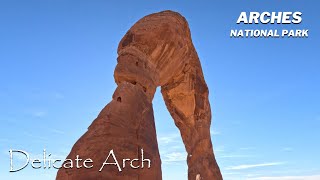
[56,10,222,180]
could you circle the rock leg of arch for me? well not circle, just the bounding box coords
[161,60,222,179]
[56,10,222,180]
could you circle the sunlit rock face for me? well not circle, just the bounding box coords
[56,10,222,180]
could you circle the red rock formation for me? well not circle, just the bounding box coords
[57,10,222,180]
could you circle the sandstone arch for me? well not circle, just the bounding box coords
[56,10,222,180]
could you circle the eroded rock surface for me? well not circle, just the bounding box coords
[56,10,222,180]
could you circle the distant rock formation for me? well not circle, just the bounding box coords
[56,10,222,180]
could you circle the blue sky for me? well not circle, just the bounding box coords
[0,1,319,179]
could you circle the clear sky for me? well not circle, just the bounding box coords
[0,1,319,179]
